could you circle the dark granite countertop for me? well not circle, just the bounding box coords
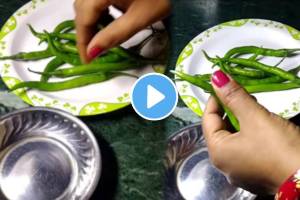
[1,1,300,200]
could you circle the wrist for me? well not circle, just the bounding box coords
[267,151,300,193]
[275,169,300,200]
[273,152,300,192]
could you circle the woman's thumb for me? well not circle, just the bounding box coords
[211,70,267,122]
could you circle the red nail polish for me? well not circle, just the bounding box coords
[88,46,104,59]
[212,70,230,88]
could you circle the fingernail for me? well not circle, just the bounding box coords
[212,70,230,88]
[88,46,104,60]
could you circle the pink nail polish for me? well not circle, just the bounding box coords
[212,70,230,88]
[88,46,104,60]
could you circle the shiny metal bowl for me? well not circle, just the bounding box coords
[0,107,101,200]
[165,123,256,200]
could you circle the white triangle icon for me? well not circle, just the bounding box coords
[147,85,166,109]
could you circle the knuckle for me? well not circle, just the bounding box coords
[94,32,117,49]
[74,0,85,10]
[73,0,80,10]
[99,27,126,47]
[271,112,296,130]
[222,85,245,108]
[92,0,109,10]
[257,105,268,115]
[75,0,110,26]
[105,31,119,45]
[75,15,94,27]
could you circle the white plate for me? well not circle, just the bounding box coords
[175,19,300,118]
[0,0,169,116]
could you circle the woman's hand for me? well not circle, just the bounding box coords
[74,0,171,63]
[203,70,300,194]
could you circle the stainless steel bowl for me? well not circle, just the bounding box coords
[165,123,256,200]
[0,107,101,200]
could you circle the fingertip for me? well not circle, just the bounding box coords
[204,96,220,115]
[75,21,98,63]
[86,30,114,57]
[211,70,232,89]
[87,46,105,61]
[202,96,228,144]
[77,42,90,64]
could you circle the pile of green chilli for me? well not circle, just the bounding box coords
[172,46,300,131]
[0,20,160,92]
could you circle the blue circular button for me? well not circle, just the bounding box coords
[131,73,178,121]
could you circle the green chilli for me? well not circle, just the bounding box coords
[224,46,300,59]
[41,57,65,82]
[11,73,111,92]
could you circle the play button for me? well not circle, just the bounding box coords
[131,73,178,121]
[147,85,165,109]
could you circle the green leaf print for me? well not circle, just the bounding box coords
[80,102,129,116]
[285,25,300,40]
[181,95,203,116]
[0,16,17,41]
[176,43,193,66]
[222,19,249,27]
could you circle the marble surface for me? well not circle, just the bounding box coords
[1,0,300,200]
